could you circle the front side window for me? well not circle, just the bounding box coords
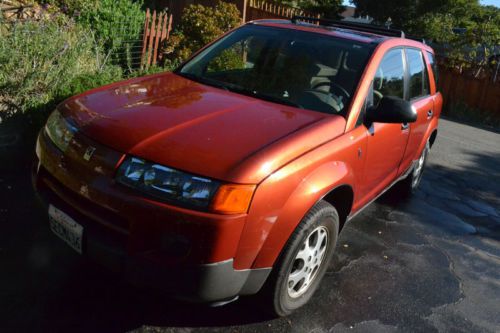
[407,48,430,99]
[370,48,405,107]
[178,25,374,117]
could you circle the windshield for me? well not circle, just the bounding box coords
[177,24,374,117]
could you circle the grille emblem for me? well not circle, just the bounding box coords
[83,146,96,161]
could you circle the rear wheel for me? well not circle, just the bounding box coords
[260,201,339,316]
[396,140,430,196]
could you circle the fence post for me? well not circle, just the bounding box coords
[146,10,157,69]
[141,8,151,69]
[152,12,164,66]
[160,12,168,42]
[242,0,248,23]
[167,13,173,39]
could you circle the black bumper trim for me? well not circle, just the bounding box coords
[127,258,271,302]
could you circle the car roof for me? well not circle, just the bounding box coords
[248,19,430,50]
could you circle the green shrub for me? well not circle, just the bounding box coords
[163,1,241,64]
[57,65,123,98]
[75,0,145,68]
[0,18,122,121]
[40,0,145,69]
[39,0,99,16]
[130,63,179,78]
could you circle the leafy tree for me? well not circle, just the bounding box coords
[410,4,499,76]
[350,0,480,29]
[309,0,344,19]
[351,0,500,76]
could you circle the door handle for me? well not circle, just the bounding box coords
[401,123,409,130]
[427,110,433,119]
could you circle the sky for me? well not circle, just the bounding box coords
[342,0,500,7]
[480,0,500,6]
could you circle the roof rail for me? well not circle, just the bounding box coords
[407,35,426,44]
[291,15,406,38]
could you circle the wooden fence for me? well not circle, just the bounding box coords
[144,0,319,24]
[246,0,320,21]
[439,68,500,118]
[141,8,173,69]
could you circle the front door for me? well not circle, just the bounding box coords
[359,48,410,205]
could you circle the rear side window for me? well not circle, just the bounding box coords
[426,51,439,88]
[406,48,430,99]
[373,48,405,102]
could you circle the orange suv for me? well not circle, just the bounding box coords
[33,17,442,315]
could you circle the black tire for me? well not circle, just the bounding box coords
[260,200,339,317]
[395,140,430,196]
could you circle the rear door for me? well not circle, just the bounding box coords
[398,47,434,174]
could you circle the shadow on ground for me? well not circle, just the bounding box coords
[1,120,499,333]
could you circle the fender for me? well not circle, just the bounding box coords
[233,156,356,270]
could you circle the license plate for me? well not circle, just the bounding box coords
[48,205,83,254]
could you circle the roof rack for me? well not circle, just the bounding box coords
[291,15,406,39]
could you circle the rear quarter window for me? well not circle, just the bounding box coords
[426,51,439,89]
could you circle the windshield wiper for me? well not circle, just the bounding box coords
[176,72,229,91]
[251,91,303,108]
[223,85,302,108]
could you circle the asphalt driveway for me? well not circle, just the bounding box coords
[0,118,499,333]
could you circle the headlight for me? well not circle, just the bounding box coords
[45,110,78,152]
[116,157,220,209]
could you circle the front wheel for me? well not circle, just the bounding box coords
[260,201,339,316]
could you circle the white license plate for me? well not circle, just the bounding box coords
[49,205,83,254]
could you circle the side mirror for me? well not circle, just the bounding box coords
[366,96,417,125]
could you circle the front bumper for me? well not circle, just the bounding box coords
[32,130,270,302]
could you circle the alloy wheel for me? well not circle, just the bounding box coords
[412,145,428,188]
[287,226,329,298]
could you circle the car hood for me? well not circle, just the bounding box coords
[60,72,346,183]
